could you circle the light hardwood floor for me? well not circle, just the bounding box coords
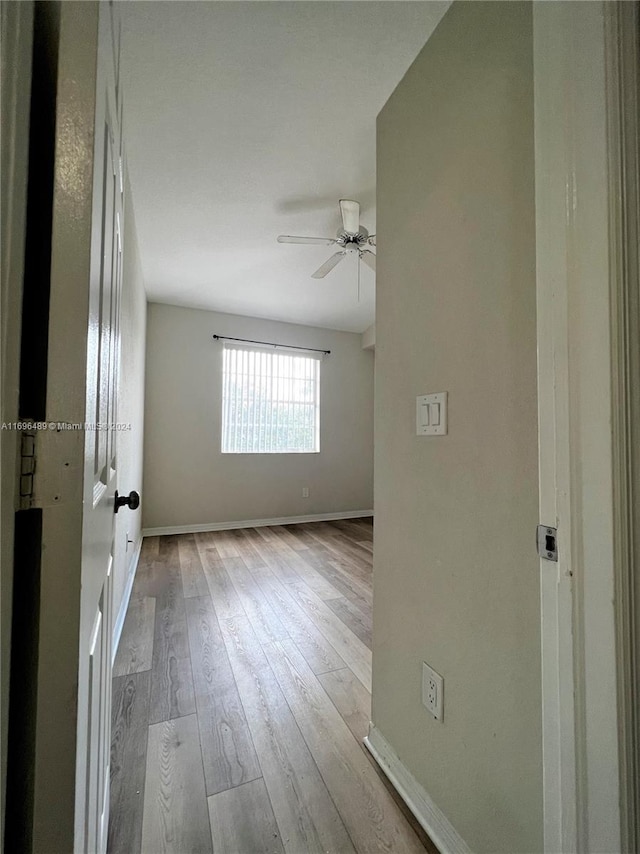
[109,519,436,854]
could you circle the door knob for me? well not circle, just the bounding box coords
[114,490,140,513]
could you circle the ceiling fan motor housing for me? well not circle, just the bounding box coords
[337,226,370,246]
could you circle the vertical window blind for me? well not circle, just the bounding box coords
[221,344,320,453]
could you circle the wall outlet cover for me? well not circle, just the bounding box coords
[422,661,444,721]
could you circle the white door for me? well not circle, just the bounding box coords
[78,5,123,852]
[23,3,126,851]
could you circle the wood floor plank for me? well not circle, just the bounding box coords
[253,525,280,543]
[325,596,372,650]
[209,530,241,557]
[279,547,344,600]
[318,667,372,743]
[350,517,374,533]
[194,530,217,548]
[133,545,166,598]
[276,524,312,551]
[304,540,373,588]
[287,580,372,691]
[325,535,374,569]
[218,613,356,854]
[197,546,245,621]
[252,536,344,601]
[185,595,262,796]
[132,564,163,599]
[140,536,160,560]
[331,518,374,543]
[141,714,213,854]
[330,531,374,566]
[252,569,347,675]
[235,526,267,544]
[250,538,300,582]
[301,524,373,571]
[222,556,289,646]
[268,524,310,551]
[113,596,156,676]
[280,524,319,548]
[264,639,426,854]
[207,778,285,854]
[178,535,209,598]
[108,671,151,854]
[302,548,373,608]
[149,537,196,724]
[230,529,268,569]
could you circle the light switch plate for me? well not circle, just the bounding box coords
[416,392,447,436]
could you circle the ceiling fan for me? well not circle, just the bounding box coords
[277,199,376,281]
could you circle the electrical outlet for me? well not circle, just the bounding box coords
[302,487,309,498]
[422,662,444,721]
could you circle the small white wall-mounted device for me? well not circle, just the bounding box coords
[416,392,447,436]
[422,661,444,721]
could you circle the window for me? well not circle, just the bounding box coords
[221,345,320,453]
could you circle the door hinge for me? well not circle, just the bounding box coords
[19,426,37,509]
[18,422,83,509]
[537,524,558,561]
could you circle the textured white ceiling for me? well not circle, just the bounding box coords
[120,1,449,332]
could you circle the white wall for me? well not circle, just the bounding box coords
[373,3,542,853]
[143,304,374,530]
[112,170,147,634]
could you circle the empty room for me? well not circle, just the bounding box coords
[109,3,428,850]
[2,2,638,854]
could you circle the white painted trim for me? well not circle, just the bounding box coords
[111,535,142,664]
[142,509,374,537]
[605,3,640,849]
[364,725,473,854]
[535,3,624,851]
[533,5,578,848]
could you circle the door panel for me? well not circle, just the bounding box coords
[84,555,112,854]
[21,3,124,851]
[79,4,122,851]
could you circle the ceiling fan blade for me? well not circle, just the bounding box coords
[311,251,346,279]
[277,235,336,245]
[367,235,376,246]
[339,199,360,234]
[360,250,376,272]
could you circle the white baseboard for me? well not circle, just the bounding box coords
[364,724,473,854]
[142,509,373,537]
[112,535,143,664]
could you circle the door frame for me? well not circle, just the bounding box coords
[534,2,639,851]
[31,4,102,850]
[607,3,640,850]
[0,0,34,842]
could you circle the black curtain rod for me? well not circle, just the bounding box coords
[212,334,330,355]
